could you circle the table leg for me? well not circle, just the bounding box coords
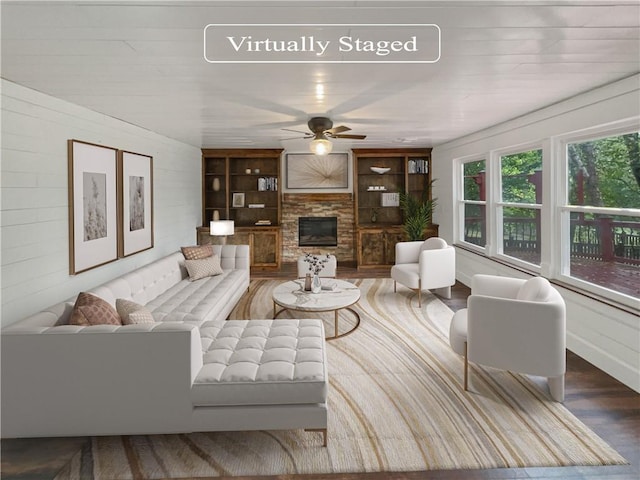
[335,310,339,338]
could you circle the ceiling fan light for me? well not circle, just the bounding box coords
[310,137,332,155]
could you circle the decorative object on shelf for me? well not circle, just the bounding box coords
[370,166,391,174]
[286,153,348,189]
[371,208,378,223]
[254,168,260,174]
[407,158,429,174]
[245,168,251,174]
[311,274,322,294]
[119,150,154,258]
[212,177,221,192]
[399,180,437,241]
[212,210,220,221]
[381,192,400,207]
[209,220,234,245]
[258,177,277,191]
[304,273,312,291]
[232,192,245,208]
[68,139,119,274]
[255,219,272,225]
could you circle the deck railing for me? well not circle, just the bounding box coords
[464,217,640,265]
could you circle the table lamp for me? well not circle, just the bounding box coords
[210,220,234,245]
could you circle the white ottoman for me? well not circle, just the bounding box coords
[192,319,328,445]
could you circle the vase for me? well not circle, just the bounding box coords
[311,274,322,294]
[212,210,220,221]
[304,274,312,291]
[212,177,221,192]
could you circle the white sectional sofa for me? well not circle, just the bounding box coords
[1,245,329,444]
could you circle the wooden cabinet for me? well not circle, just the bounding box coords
[353,148,436,268]
[200,149,283,269]
[197,226,281,268]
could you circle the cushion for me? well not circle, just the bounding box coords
[181,245,213,260]
[516,276,553,302]
[69,292,121,326]
[193,319,327,407]
[116,298,155,325]
[185,255,224,281]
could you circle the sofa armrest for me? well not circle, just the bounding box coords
[471,274,525,299]
[1,323,203,438]
[394,241,423,265]
[467,294,566,377]
[418,246,456,285]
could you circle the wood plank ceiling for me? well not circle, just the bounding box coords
[1,1,638,150]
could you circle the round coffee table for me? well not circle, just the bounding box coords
[272,279,361,340]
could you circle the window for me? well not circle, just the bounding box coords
[453,121,639,305]
[499,149,543,266]
[562,131,640,299]
[460,159,486,248]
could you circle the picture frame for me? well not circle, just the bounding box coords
[286,153,349,189]
[232,192,245,208]
[119,150,154,257]
[68,139,119,274]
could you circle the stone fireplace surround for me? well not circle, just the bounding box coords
[281,193,355,264]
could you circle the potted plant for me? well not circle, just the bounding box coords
[399,180,437,241]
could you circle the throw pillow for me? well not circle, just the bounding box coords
[185,255,224,281]
[69,292,122,326]
[116,298,155,325]
[516,276,552,302]
[181,245,214,260]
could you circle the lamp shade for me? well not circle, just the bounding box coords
[310,137,332,156]
[210,220,234,236]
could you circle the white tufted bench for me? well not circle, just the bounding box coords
[193,319,328,445]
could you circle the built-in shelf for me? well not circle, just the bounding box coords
[353,148,435,268]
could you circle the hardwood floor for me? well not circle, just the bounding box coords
[2,266,638,480]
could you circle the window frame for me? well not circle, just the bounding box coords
[554,120,640,306]
[456,155,488,254]
[493,142,545,272]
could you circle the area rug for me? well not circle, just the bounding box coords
[55,278,626,479]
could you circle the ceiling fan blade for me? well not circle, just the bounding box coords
[280,135,309,140]
[325,125,351,135]
[282,128,311,135]
[332,134,367,140]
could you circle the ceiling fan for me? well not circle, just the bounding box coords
[282,117,367,155]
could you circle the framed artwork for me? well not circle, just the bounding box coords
[286,153,349,189]
[119,150,154,257]
[232,192,245,207]
[68,140,119,274]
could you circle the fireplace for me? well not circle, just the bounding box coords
[298,217,338,247]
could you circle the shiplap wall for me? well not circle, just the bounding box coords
[431,74,640,392]
[1,80,202,327]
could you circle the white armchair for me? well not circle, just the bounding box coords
[449,274,567,402]
[390,237,456,307]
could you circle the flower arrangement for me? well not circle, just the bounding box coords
[303,253,330,275]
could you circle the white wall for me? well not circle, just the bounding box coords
[1,80,202,327]
[431,74,640,392]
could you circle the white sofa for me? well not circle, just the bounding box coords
[1,245,329,443]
